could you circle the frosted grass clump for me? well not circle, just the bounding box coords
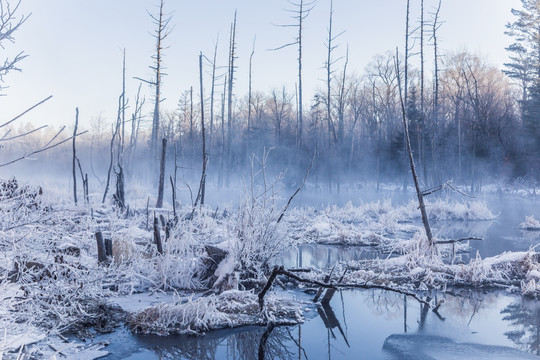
[519,216,540,230]
[130,290,303,335]
[426,199,496,221]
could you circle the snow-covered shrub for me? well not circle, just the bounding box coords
[426,199,496,221]
[231,153,292,280]
[112,226,144,264]
[519,216,540,230]
[454,251,492,283]
[143,210,220,290]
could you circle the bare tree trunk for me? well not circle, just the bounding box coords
[102,96,122,204]
[199,52,207,205]
[114,165,125,209]
[325,0,337,145]
[219,76,227,189]
[298,0,304,147]
[121,49,126,155]
[248,37,255,136]
[153,214,163,254]
[129,83,144,174]
[148,0,171,159]
[403,0,410,193]
[210,37,218,155]
[420,0,426,182]
[337,46,348,145]
[325,0,336,192]
[72,107,79,204]
[170,143,178,219]
[156,138,167,208]
[432,0,442,184]
[189,86,194,140]
[84,174,89,204]
[395,48,434,250]
[115,53,127,208]
[227,12,237,186]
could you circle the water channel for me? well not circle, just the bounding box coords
[102,192,540,359]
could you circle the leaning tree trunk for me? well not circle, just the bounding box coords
[395,48,435,251]
[199,52,207,206]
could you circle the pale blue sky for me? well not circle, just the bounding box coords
[1,0,521,131]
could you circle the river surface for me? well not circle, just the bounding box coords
[102,192,540,359]
[103,289,540,359]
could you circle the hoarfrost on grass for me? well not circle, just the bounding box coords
[519,216,540,230]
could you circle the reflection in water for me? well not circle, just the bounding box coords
[502,298,540,355]
[316,302,350,348]
[279,244,381,270]
[117,289,537,359]
[132,325,298,360]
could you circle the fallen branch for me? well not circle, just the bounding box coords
[258,265,432,310]
[434,237,483,245]
[277,151,315,223]
[422,181,476,199]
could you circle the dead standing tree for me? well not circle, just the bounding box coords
[136,0,172,160]
[402,0,411,192]
[196,52,208,207]
[248,37,255,136]
[115,50,127,209]
[227,11,237,186]
[156,138,167,208]
[272,0,315,148]
[102,95,123,204]
[324,0,345,191]
[72,107,79,204]
[430,0,443,184]
[209,36,219,155]
[395,48,435,251]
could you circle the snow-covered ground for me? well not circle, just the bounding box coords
[1,177,539,359]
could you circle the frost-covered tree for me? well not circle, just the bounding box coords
[505,0,540,104]
[0,0,29,93]
[505,0,540,174]
[136,0,172,159]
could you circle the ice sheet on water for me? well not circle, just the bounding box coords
[383,334,538,360]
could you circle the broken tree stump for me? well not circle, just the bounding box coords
[105,238,113,257]
[321,267,348,305]
[200,245,229,286]
[153,214,163,254]
[95,231,107,263]
[313,266,335,303]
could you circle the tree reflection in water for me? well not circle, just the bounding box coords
[502,298,540,355]
[134,324,298,360]
[128,289,535,359]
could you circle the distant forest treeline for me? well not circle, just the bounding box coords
[2,49,522,193]
[3,1,539,195]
